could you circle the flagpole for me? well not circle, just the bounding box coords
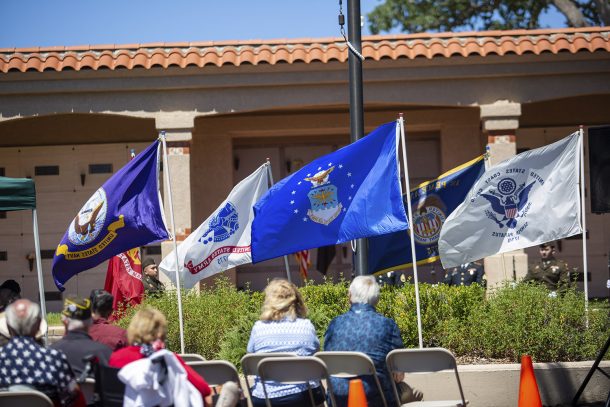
[398,114,424,349]
[579,126,589,326]
[265,159,292,283]
[160,132,186,354]
[32,209,48,345]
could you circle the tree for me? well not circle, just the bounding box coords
[367,0,610,34]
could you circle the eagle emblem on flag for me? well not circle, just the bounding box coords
[481,177,535,229]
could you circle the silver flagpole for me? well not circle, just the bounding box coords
[398,114,424,348]
[160,132,186,354]
[265,159,292,283]
[32,209,48,345]
[579,126,589,327]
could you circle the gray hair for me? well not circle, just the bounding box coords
[349,276,380,306]
[62,315,92,331]
[6,299,41,336]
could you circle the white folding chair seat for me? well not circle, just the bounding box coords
[386,348,468,407]
[240,352,296,401]
[315,351,387,407]
[0,390,53,407]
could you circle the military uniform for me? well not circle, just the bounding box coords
[142,274,164,295]
[376,271,407,287]
[443,262,485,286]
[523,257,570,291]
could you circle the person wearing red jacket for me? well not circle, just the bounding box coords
[109,307,212,405]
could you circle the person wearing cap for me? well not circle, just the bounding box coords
[88,289,127,350]
[142,257,165,295]
[51,297,112,377]
[523,241,571,293]
[0,299,85,406]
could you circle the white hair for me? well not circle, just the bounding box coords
[349,276,380,306]
[6,299,41,336]
[62,315,92,331]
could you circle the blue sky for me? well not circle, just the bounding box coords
[0,0,567,48]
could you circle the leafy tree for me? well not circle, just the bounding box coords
[367,0,610,34]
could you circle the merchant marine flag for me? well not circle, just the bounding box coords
[439,132,582,268]
[52,140,169,291]
[251,121,409,263]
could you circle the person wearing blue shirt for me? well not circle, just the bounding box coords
[246,279,324,407]
[324,276,422,406]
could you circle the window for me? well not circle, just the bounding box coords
[89,164,113,174]
[0,252,7,261]
[143,245,162,255]
[40,250,56,259]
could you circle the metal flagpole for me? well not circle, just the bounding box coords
[398,114,424,348]
[265,159,292,283]
[579,126,589,326]
[160,132,186,354]
[32,209,48,344]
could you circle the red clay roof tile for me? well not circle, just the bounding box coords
[0,27,608,73]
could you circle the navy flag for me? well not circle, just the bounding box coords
[368,156,485,274]
[52,140,169,291]
[252,121,408,263]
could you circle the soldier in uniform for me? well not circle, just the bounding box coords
[443,262,485,286]
[376,270,407,287]
[523,242,570,292]
[141,257,165,295]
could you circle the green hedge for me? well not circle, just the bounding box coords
[115,278,609,367]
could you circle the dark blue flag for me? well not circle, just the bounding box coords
[52,140,169,291]
[252,121,408,263]
[368,156,485,274]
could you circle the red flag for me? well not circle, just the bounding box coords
[104,248,144,314]
[294,250,310,281]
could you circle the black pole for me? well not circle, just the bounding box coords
[347,0,367,276]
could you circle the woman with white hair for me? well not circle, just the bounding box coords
[324,276,422,406]
[246,279,323,407]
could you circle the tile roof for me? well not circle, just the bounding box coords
[1,27,608,73]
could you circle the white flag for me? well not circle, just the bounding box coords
[159,163,269,289]
[439,132,582,269]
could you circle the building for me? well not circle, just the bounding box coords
[1,27,609,309]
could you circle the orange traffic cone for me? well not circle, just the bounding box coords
[348,378,368,407]
[518,355,542,407]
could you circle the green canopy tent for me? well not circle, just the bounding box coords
[0,176,47,339]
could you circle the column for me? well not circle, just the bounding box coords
[480,101,529,290]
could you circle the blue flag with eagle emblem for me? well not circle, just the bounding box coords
[251,121,408,263]
[367,155,485,274]
[52,140,169,291]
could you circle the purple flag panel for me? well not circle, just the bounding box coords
[52,140,168,291]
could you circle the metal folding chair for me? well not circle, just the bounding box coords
[240,352,296,401]
[178,353,206,363]
[257,356,336,407]
[187,360,245,401]
[315,351,388,407]
[0,390,53,407]
[386,348,468,407]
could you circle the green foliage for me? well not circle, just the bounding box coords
[366,0,606,34]
[115,278,609,365]
[46,312,62,326]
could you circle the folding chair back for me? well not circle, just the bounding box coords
[0,390,53,407]
[94,363,125,407]
[386,348,467,406]
[315,351,387,407]
[187,360,241,388]
[240,352,296,400]
[257,356,336,407]
[178,353,206,363]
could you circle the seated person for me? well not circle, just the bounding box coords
[443,262,485,286]
[0,299,85,406]
[247,279,324,407]
[88,289,128,350]
[523,242,570,292]
[324,276,422,406]
[109,307,212,405]
[51,297,112,377]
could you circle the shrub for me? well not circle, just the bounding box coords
[113,278,608,364]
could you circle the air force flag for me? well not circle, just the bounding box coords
[52,140,169,291]
[439,132,582,268]
[252,121,409,263]
[159,163,269,289]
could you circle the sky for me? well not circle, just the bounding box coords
[0,0,568,49]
